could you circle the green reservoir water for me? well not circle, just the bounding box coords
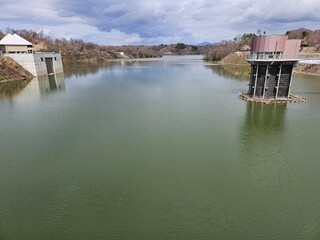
[1,56,320,240]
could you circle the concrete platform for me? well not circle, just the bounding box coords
[239,92,306,104]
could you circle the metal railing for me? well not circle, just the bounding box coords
[1,51,33,55]
[298,54,320,60]
[2,51,60,55]
[246,53,320,61]
[34,51,60,54]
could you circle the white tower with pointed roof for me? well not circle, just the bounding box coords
[0,33,33,54]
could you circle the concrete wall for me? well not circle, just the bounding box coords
[5,53,38,75]
[33,53,63,76]
[4,52,63,76]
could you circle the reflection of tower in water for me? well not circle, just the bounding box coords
[204,64,250,81]
[239,103,288,183]
[243,103,286,133]
[37,73,65,94]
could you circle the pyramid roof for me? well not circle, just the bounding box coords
[0,33,33,46]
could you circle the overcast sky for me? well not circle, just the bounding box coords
[1,0,320,45]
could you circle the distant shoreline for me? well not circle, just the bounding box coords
[1,54,320,85]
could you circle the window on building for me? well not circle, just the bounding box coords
[41,57,43,61]
[54,57,57,61]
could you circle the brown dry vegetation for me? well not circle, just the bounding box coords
[0,56,33,98]
[204,42,239,62]
[0,56,33,81]
[0,29,204,62]
[295,63,320,76]
[204,33,255,62]
[218,51,250,65]
[286,28,320,49]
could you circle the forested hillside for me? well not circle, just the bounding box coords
[0,29,203,62]
[1,28,320,63]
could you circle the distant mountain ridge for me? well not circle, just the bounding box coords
[197,41,218,46]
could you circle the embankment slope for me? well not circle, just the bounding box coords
[0,56,33,82]
[218,51,250,65]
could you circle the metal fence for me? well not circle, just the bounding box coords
[246,53,320,61]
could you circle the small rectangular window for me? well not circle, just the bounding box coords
[41,57,43,61]
[54,57,57,61]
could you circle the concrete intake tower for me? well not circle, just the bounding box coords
[239,35,306,104]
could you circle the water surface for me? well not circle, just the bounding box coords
[1,56,320,240]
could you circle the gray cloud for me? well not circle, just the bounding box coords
[1,0,320,44]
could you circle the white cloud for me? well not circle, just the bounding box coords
[41,24,144,45]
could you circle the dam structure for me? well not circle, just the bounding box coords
[0,33,63,76]
[239,35,306,103]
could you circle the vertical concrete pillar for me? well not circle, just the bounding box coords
[253,64,259,98]
[287,67,294,99]
[275,64,282,99]
[262,64,269,99]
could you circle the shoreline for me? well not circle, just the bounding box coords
[294,72,320,77]
[1,56,320,84]
[294,63,320,77]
